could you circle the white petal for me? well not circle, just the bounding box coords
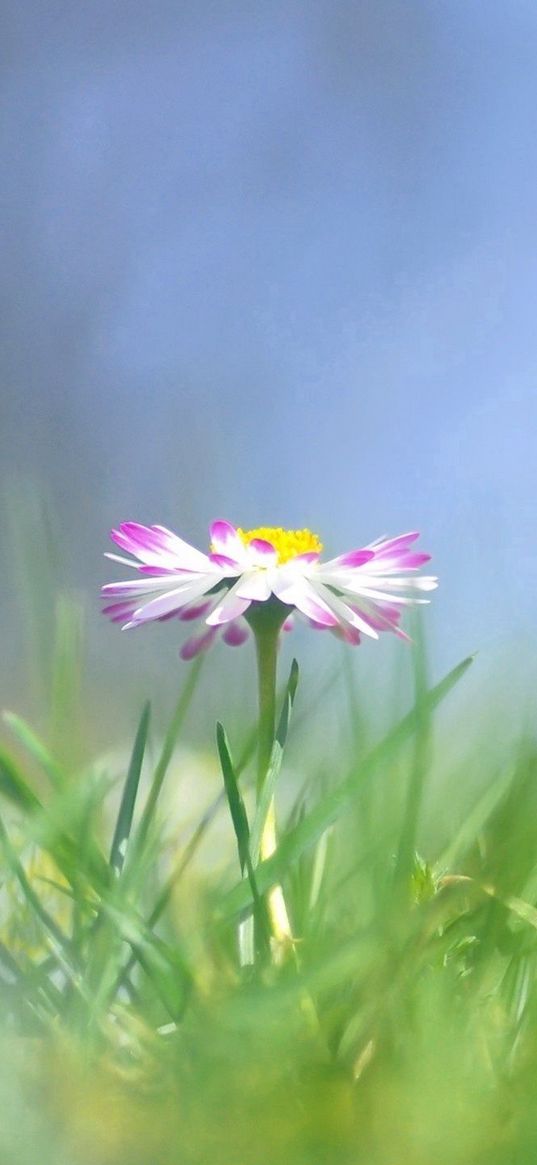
[328,571,437,594]
[341,584,430,605]
[206,580,252,625]
[233,570,273,602]
[272,576,339,627]
[101,577,190,597]
[358,572,438,591]
[104,552,140,567]
[131,577,220,623]
[312,583,379,640]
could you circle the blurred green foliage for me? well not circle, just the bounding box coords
[1,506,537,1163]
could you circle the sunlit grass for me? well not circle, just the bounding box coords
[1,627,537,1165]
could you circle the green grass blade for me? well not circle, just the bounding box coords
[276,658,299,746]
[219,654,474,920]
[216,722,252,876]
[0,748,109,896]
[87,897,191,1023]
[112,792,227,996]
[0,746,42,812]
[3,711,65,789]
[109,702,150,875]
[0,941,25,990]
[0,941,58,1032]
[135,672,306,938]
[216,722,270,953]
[0,814,76,968]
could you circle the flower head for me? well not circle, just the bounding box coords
[102,519,437,659]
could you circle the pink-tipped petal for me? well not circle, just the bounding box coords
[332,623,362,646]
[102,600,138,624]
[367,532,420,555]
[313,584,379,640]
[209,519,237,546]
[209,520,249,566]
[209,553,242,571]
[110,523,170,561]
[180,626,218,660]
[273,576,340,627]
[129,579,216,625]
[138,565,190,576]
[392,625,411,642]
[179,598,215,622]
[367,555,432,574]
[101,578,179,597]
[247,539,278,568]
[360,602,402,631]
[206,583,252,626]
[223,620,250,647]
[102,601,133,616]
[324,548,375,569]
[354,597,411,640]
[111,522,211,572]
[150,524,213,570]
[109,526,144,555]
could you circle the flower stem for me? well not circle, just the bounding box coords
[248,601,293,955]
[254,617,279,797]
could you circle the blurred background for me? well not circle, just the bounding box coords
[1,0,536,744]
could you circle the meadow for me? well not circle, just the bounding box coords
[1,551,537,1165]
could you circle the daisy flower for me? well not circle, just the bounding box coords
[102,520,437,659]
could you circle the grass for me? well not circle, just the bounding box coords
[1,590,537,1164]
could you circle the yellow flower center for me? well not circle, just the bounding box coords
[236,526,323,564]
